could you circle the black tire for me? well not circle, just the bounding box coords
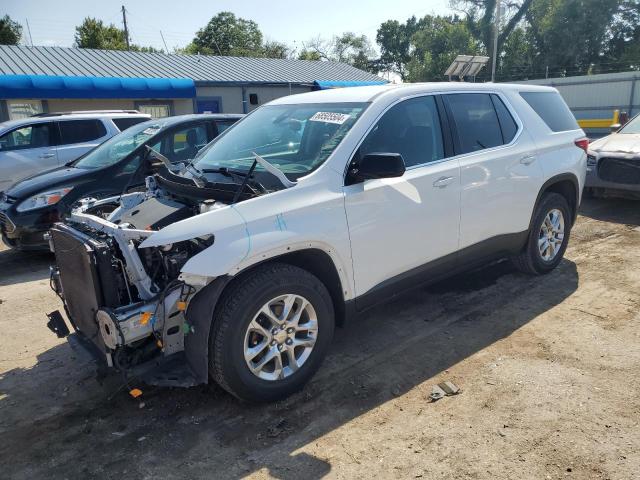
[512,192,572,275]
[209,262,335,403]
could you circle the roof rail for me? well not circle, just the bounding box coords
[31,109,143,117]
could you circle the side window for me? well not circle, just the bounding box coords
[0,123,54,151]
[112,117,148,131]
[358,96,445,168]
[166,124,208,163]
[58,120,107,145]
[215,120,237,136]
[491,94,518,144]
[520,91,579,132]
[445,94,503,154]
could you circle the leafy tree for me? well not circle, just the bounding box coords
[376,16,425,80]
[262,40,290,59]
[298,33,378,72]
[405,15,481,81]
[0,15,22,45]
[452,0,534,63]
[191,11,263,57]
[75,18,128,50]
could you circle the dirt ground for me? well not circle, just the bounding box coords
[1,197,639,480]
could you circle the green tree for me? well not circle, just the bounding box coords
[191,11,263,57]
[75,17,128,50]
[74,17,163,52]
[262,40,290,59]
[452,0,534,66]
[0,15,22,45]
[405,15,481,81]
[298,33,378,72]
[376,16,425,80]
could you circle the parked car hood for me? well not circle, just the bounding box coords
[6,166,94,199]
[590,133,640,154]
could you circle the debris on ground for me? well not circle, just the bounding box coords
[429,380,461,402]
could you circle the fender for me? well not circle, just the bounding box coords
[529,172,581,228]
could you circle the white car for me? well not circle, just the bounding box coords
[0,110,150,191]
[48,83,587,402]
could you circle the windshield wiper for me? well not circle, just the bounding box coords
[251,152,296,189]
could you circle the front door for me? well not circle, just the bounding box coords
[0,122,58,190]
[343,95,461,305]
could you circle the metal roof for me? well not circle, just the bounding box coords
[0,45,383,85]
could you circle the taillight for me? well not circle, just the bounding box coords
[575,138,589,153]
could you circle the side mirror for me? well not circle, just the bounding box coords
[610,123,622,134]
[347,153,406,185]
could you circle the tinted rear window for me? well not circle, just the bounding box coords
[58,119,107,145]
[520,92,579,132]
[446,93,503,154]
[113,117,149,131]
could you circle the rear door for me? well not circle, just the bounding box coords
[443,92,543,250]
[0,121,58,190]
[55,119,110,165]
[343,95,461,304]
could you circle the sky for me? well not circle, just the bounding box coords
[2,0,452,54]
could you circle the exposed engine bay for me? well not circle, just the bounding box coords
[48,171,268,384]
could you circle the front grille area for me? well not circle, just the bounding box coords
[598,157,640,185]
[50,224,108,352]
[0,211,15,233]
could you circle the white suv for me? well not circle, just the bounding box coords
[0,110,150,190]
[48,83,587,402]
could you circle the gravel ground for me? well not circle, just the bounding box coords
[0,196,639,479]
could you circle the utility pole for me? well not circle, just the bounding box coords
[160,31,169,53]
[25,19,34,47]
[121,5,130,51]
[491,0,501,82]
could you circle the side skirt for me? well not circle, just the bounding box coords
[350,231,528,316]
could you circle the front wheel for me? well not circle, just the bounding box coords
[210,263,335,402]
[512,192,572,275]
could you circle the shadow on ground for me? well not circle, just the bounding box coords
[0,247,52,285]
[0,255,579,479]
[579,196,640,226]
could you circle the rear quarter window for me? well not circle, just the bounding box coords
[58,119,107,145]
[520,91,579,132]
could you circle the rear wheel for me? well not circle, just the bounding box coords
[210,263,334,402]
[512,192,572,275]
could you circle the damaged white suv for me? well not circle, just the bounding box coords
[48,83,587,402]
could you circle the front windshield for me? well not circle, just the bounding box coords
[193,103,368,177]
[73,121,165,169]
[619,115,640,134]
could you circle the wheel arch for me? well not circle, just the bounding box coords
[530,173,580,230]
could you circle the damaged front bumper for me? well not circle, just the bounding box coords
[47,217,210,387]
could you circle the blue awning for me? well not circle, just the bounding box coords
[0,74,196,99]
[313,80,387,90]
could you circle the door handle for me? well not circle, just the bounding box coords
[520,154,536,165]
[39,153,55,159]
[433,176,454,188]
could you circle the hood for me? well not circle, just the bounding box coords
[590,133,640,154]
[6,166,94,199]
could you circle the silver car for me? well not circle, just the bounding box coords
[586,115,640,198]
[0,110,150,191]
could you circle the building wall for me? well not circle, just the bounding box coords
[517,71,640,135]
[195,84,312,114]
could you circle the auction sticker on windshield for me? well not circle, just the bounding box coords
[309,112,351,125]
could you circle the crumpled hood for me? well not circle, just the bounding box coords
[590,133,640,154]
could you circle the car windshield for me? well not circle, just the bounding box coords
[619,115,640,134]
[193,103,368,177]
[72,120,166,169]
